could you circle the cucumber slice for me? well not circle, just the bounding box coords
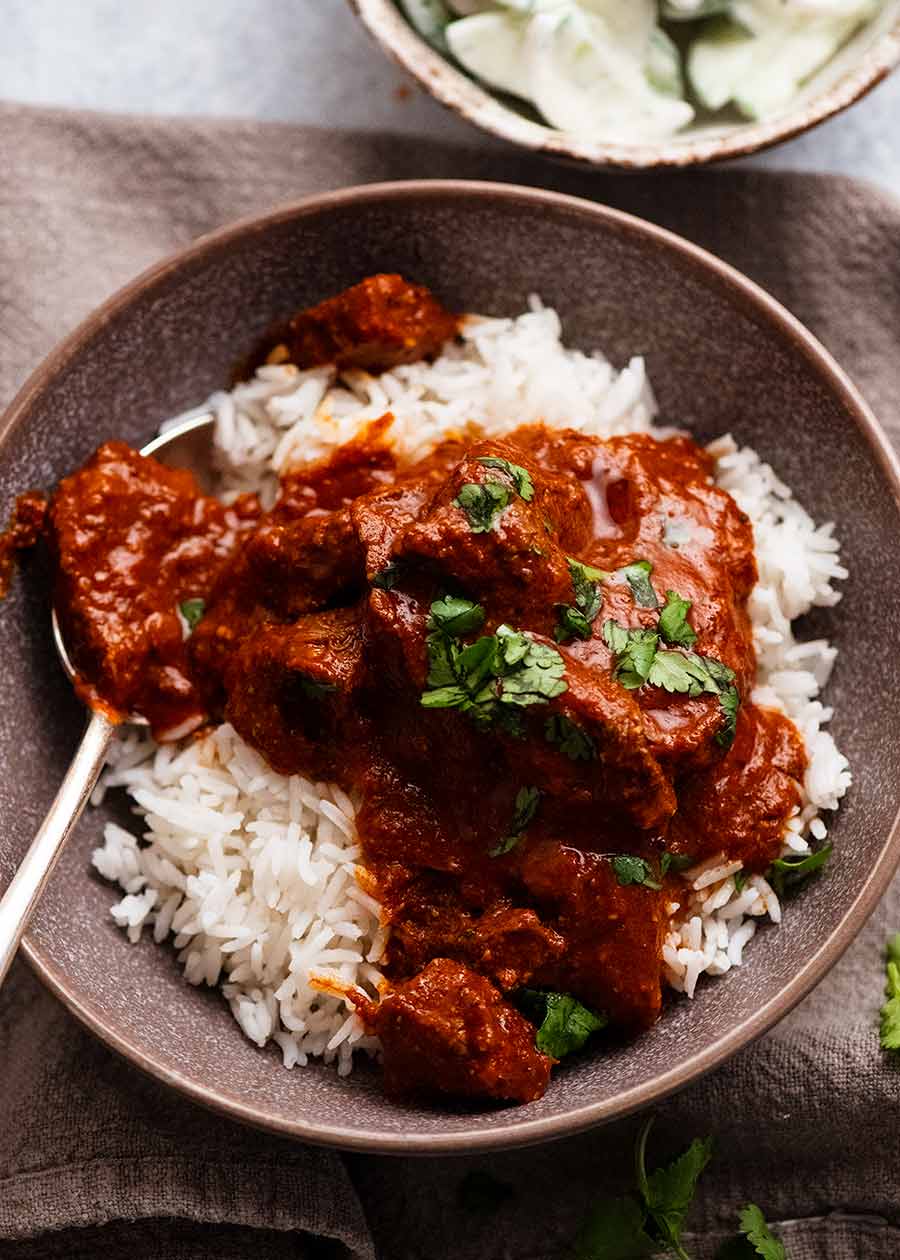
[733,17,861,117]
[687,16,758,110]
[445,12,533,98]
[689,8,872,119]
[525,9,694,139]
[398,0,453,51]
[646,27,684,97]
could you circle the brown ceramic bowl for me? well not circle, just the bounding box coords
[2,181,899,1153]
[350,0,900,170]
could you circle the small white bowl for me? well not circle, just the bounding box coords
[349,0,900,170]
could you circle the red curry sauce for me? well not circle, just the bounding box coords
[22,275,807,1105]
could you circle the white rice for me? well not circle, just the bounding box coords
[93,299,850,1065]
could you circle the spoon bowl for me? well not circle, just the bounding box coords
[49,409,217,714]
[1,409,217,988]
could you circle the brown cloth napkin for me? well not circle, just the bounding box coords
[2,101,900,1260]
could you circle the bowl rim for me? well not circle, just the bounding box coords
[349,0,900,171]
[6,178,900,1154]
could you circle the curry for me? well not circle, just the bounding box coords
[21,276,807,1104]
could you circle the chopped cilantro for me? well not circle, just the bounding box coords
[453,480,510,532]
[427,594,485,637]
[555,557,606,643]
[602,618,740,749]
[179,598,205,632]
[622,559,660,609]
[421,607,567,729]
[602,620,659,689]
[658,590,697,648]
[476,455,535,502]
[636,1119,713,1260]
[880,933,900,1052]
[555,605,594,642]
[716,684,741,748]
[457,1169,514,1215]
[297,675,337,701]
[544,714,597,762]
[518,989,607,1059]
[734,869,747,893]
[612,855,661,891]
[716,1204,787,1259]
[661,851,695,877]
[371,562,401,591]
[768,844,832,899]
[490,786,540,857]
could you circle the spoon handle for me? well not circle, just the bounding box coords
[0,711,116,989]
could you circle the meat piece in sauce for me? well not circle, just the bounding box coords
[224,605,367,779]
[383,873,566,991]
[370,958,552,1102]
[519,841,665,1030]
[266,274,459,374]
[668,705,807,871]
[49,442,258,739]
[396,438,592,638]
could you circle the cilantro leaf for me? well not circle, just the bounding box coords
[716,1204,787,1259]
[371,562,401,591]
[454,481,509,532]
[475,455,535,502]
[519,989,607,1059]
[603,616,740,749]
[574,1195,657,1260]
[636,1118,712,1260]
[768,844,832,899]
[495,627,567,706]
[427,594,485,637]
[659,590,697,648]
[602,620,659,689]
[179,598,205,632]
[612,855,661,891]
[457,1170,514,1215]
[734,869,747,893]
[421,616,567,727]
[880,933,900,1051]
[661,851,695,876]
[715,684,740,749]
[544,714,597,762]
[555,557,606,643]
[490,786,540,857]
[554,605,594,642]
[622,560,660,609]
[297,675,337,701]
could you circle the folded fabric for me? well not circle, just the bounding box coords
[1,101,900,1260]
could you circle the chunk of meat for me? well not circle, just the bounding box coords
[520,842,665,1030]
[382,873,566,990]
[224,605,367,778]
[396,439,593,636]
[371,958,552,1102]
[667,705,807,870]
[503,647,676,833]
[272,274,459,373]
[49,442,258,739]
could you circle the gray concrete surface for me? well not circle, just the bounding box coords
[2,0,899,192]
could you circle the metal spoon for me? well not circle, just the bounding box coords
[0,410,216,988]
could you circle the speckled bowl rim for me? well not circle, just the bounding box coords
[6,180,900,1153]
[349,0,900,171]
